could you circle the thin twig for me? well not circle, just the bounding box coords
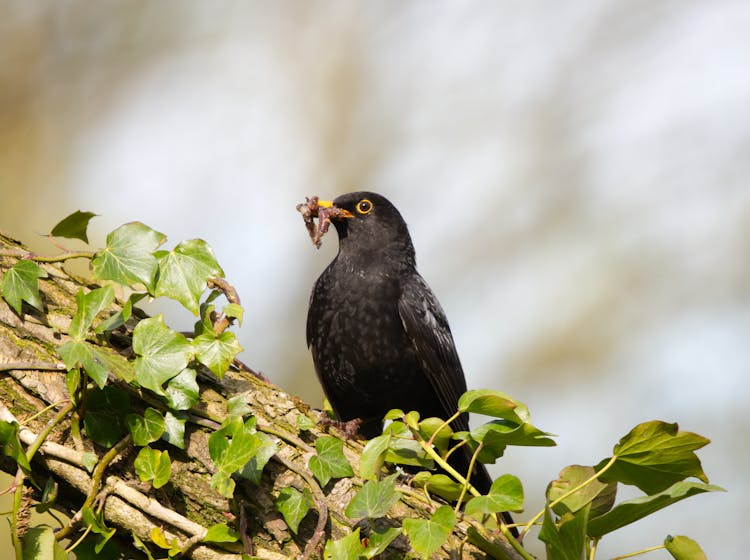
[0,249,94,263]
[0,361,67,372]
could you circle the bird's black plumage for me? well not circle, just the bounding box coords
[306,191,505,506]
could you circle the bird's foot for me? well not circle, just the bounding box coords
[318,416,364,439]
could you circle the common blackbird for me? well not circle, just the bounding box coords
[306,191,513,532]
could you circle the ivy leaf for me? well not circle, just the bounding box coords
[125,408,165,446]
[345,474,401,520]
[81,452,98,473]
[412,472,464,502]
[539,505,589,560]
[598,421,711,495]
[69,286,115,339]
[95,292,147,333]
[1,259,47,314]
[21,526,68,560]
[222,302,244,325]
[323,528,366,560]
[150,527,180,556]
[164,368,199,411]
[82,386,130,448]
[309,436,354,487]
[154,239,224,314]
[276,486,314,534]
[472,419,556,454]
[50,210,98,243]
[362,526,402,559]
[132,315,193,396]
[465,474,524,516]
[0,420,31,473]
[162,411,186,449]
[202,523,239,544]
[296,414,316,432]
[360,434,390,480]
[81,506,116,553]
[239,431,277,485]
[382,421,433,469]
[208,416,263,477]
[403,505,456,559]
[34,478,59,514]
[664,535,707,560]
[458,389,526,424]
[134,447,171,489]
[418,417,454,456]
[548,465,616,517]
[587,481,724,537]
[193,330,243,378]
[58,339,134,388]
[92,222,166,290]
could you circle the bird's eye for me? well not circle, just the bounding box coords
[356,199,373,215]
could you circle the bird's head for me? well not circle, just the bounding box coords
[318,191,416,264]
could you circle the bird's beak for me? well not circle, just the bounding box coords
[317,199,354,219]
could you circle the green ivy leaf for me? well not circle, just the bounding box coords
[208,416,264,479]
[417,417,454,456]
[226,395,252,417]
[402,505,456,559]
[125,408,165,446]
[92,222,166,290]
[154,239,224,314]
[323,528,365,560]
[81,506,116,553]
[239,431,277,485]
[587,481,724,537]
[539,505,589,560]
[598,421,711,495]
[95,292,147,333]
[134,447,171,489]
[162,411,186,449]
[411,472,464,502]
[82,386,129,448]
[81,452,97,473]
[34,478,58,514]
[382,421,433,468]
[222,302,244,325]
[58,339,134,388]
[0,420,31,473]
[345,474,401,519]
[1,259,47,314]
[360,434,390,480]
[69,287,115,339]
[548,465,616,518]
[132,315,193,396]
[664,535,707,560]
[309,436,354,487]
[458,389,526,424]
[164,368,199,411]
[362,526,402,559]
[296,414,317,432]
[193,330,242,378]
[276,486,314,534]
[465,474,524,516]
[202,523,240,544]
[151,527,180,556]
[21,526,68,560]
[50,210,98,243]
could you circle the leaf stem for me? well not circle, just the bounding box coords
[519,454,618,539]
[0,249,95,263]
[56,434,132,540]
[610,544,665,559]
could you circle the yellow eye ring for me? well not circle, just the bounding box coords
[356,199,373,214]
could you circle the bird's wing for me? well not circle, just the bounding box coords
[398,273,469,432]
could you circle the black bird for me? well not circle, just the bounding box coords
[306,191,512,525]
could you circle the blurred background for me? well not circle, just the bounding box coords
[1,1,747,557]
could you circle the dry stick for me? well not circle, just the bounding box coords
[2,406,212,540]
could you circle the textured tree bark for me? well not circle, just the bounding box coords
[0,233,522,560]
